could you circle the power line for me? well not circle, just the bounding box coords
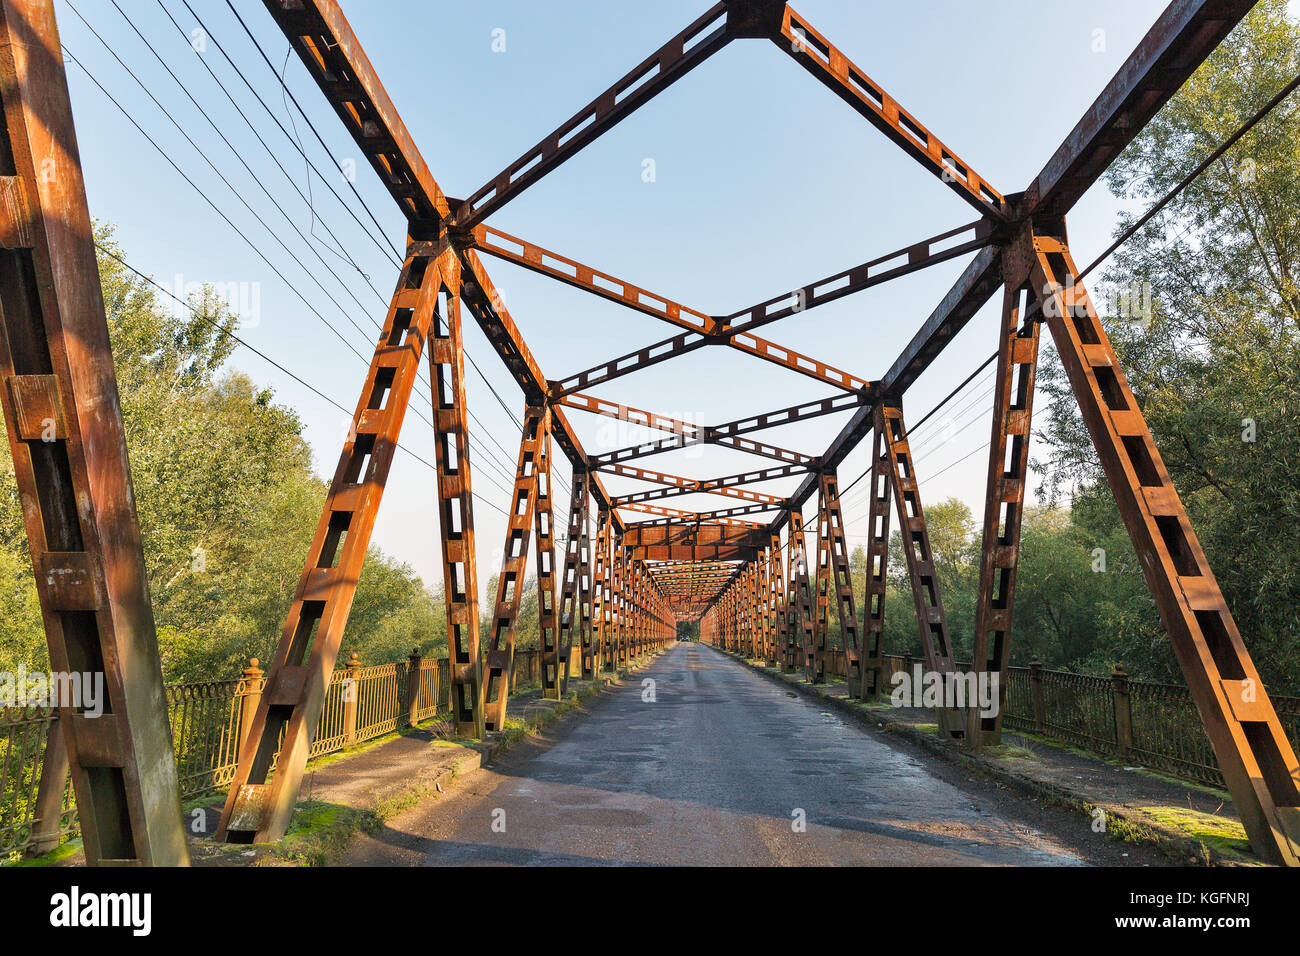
[171,0,402,271]
[835,68,1300,511]
[220,0,403,262]
[153,0,395,289]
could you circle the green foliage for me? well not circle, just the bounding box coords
[0,225,444,681]
[1032,0,1300,692]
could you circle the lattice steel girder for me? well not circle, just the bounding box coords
[262,0,451,237]
[613,463,810,506]
[611,531,625,664]
[559,392,703,439]
[454,3,735,227]
[1030,232,1300,867]
[786,510,816,675]
[876,403,965,739]
[862,422,893,697]
[558,471,596,681]
[0,0,187,865]
[564,390,857,465]
[767,532,787,666]
[818,471,863,696]
[219,242,458,843]
[545,222,990,401]
[771,5,1008,218]
[467,225,867,394]
[624,523,767,563]
[624,501,777,525]
[710,391,870,439]
[970,261,1041,745]
[262,0,622,530]
[1026,0,1256,219]
[483,405,547,730]
[553,325,870,398]
[721,220,993,334]
[812,498,831,683]
[592,430,814,469]
[593,508,613,670]
[600,463,789,506]
[533,417,565,700]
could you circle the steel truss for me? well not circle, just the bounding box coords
[12,0,1297,865]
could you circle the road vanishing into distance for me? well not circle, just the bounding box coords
[351,643,1155,866]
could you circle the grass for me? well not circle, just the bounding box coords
[5,837,81,868]
[1139,805,1253,860]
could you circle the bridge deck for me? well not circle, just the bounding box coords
[345,644,1162,866]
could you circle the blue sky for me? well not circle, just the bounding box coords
[56,0,1193,592]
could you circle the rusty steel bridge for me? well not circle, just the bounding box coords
[0,0,1297,867]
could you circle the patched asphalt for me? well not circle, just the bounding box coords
[354,643,1093,865]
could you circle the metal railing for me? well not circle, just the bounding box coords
[1,646,548,857]
[788,648,1300,789]
[880,653,1300,788]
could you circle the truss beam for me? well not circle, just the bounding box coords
[454,3,733,227]
[622,501,776,525]
[599,463,790,506]
[592,430,814,469]
[722,220,992,334]
[612,463,809,506]
[771,5,1008,218]
[262,0,451,236]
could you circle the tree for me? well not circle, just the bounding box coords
[0,225,444,680]
[1033,0,1300,691]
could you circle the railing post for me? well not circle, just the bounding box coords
[27,718,70,856]
[343,653,361,748]
[407,648,423,728]
[1029,656,1045,733]
[237,658,265,757]
[1111,663,1133,758]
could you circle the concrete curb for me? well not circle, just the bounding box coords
[717,646,1256,867]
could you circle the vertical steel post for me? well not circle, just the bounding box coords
[876,402,965,738]
[533,415,562,700]
[594,508,612,671]
[769,532,787,667]
[863,423,893,697]
[0,0,188,864]
[483,405,546,730]
[819,471,863,696]
[428,250,485,741]
[787,510,816,678]
[560,471,595,681]
[971,265,1040,744]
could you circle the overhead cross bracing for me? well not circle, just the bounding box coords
[5,0,1299,868]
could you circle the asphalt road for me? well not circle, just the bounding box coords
[351,643,1113,866]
